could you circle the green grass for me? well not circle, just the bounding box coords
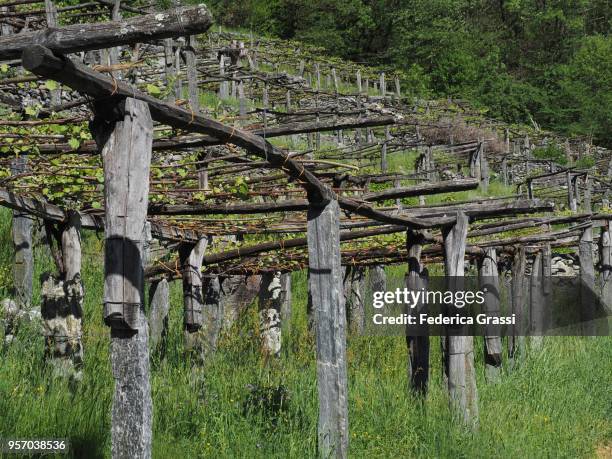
[0,216,610,458]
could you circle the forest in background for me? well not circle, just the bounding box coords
[202,0,611,148]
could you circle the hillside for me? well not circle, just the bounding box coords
[0,2,610,458]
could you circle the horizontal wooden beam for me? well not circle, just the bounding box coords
[0,5,213,60]
[362,179,478,202]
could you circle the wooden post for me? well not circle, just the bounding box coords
[41,211,83,381]
[379,72,385,97]
[201,275,222,354]
[478,248,502,381]
[501,157,508,186]
[44,0,61,105]
[280,272,292,330]
[369,265,386,297]
[93,98,153,459]
[599,223,612,312]
[219,55,228,99]
[148,278,169,356]
[163,38,176,104]
[344,265,365,335]
[479,140,489,192]
[529,251,544,349]
[381,142,387,172]
[580,225,595,289]
[567,171,577,212]
[179,237,209,361]
[259,271,282,357]
[395,76,401,99]
[307,198,348,458]
[394,179,402,210]
[442,211,478,426]
[406,230,429,394]
[185,35,199,115]
[509,246,526,364]
[10,157,33,311]
[356,70,362,94]
[583,174,592,212]
[238,81,247,116]
[108,0,122,71]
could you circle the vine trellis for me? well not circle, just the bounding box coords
[0,2,610,458]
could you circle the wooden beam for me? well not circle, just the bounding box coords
[362,179,478,202]
[0,5,213,60]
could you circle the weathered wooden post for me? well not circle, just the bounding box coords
[406,230,429,394]
[356,69,362,94]
[567,171,577,212]
[219,55,229,99]
[184,35,199,115]
[478,248,502,381]
[509,246,526,365]
[148,278,169,356]
[238,81,247,117]
[442,211,478,426]
[583,174,592,212]
[10,157,33,311]
[201,275,222,353]
[307,197,348,458]
[369,264,386,296]
[480,139,489,193]
[179,237,209,362]
[280,272,292,330]
[259,271,282,357]
[579,224,596,334]
[580,224,595,290]
[344,265,365,335]
[44,0,61,105]
[599,223,612,312]
[529,251,544,349]
[501,156,508,186]
[41,211,83,381]
[93,98,153,459]
[163,38,176,104]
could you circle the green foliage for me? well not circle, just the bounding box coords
[533,145,568,165]
[207,0,612,146]
[575,155,596,169]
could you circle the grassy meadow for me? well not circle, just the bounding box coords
[0,206,610,458]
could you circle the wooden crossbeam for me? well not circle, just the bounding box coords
[0,6,213,60]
